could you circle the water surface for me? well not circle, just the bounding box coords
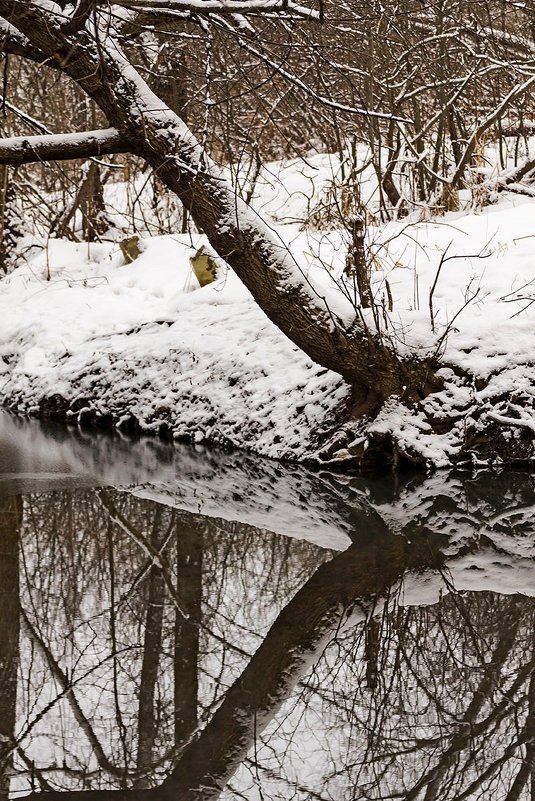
[0,411,533,801]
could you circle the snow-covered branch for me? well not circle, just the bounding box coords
[450,74,535,187]
[0,17,48,61]
[113,0,320,18]
[0,96,52,135]
[0,128,135,166]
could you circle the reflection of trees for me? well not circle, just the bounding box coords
[0,495,21,798]
[136,504,166,780]
[9,486,327,797]
[291,593,534,801]
[173,519,202,751]
[0,473,533,801]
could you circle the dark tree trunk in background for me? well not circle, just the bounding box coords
[151,40,190,234]
[136,509,166,781]
[53,161,109,242]
[174,519,202,747]
[0,167,22,275]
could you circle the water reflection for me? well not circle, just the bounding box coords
[0,413,534,800]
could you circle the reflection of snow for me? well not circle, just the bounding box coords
[1,417,534,801]
[2,463,533,801]
[0,410,351,550]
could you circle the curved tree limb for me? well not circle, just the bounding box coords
[0,0,440,405]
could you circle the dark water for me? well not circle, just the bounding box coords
[0,411,534,801]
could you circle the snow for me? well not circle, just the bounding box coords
[0,127,120,154]
[0,228,349,460]
[0,151,534,466]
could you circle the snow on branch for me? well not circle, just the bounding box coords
[113,0,320,18]
[450,73,535,187]
[0,17,48,61]
[0,96,53,135]
[0,128,135,166]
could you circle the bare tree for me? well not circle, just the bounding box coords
[0,1,533,458]
[0,0,439,415]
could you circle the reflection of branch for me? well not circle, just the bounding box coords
[97,491,189,620]
[244,756,331,801]
[15,528,445,801]
[452,729,532,801]
[401,606,528,801]
[11,645,137,776]
[98,492,251,659]
[13,745,54,792]
[502,644,535,801]
[161,531,445,801]
[20,610,123,777]
[329,654,534,785]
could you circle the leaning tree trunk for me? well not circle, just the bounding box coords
[0,2,441,410]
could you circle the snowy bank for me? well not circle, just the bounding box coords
[0,233,349,461]
[0,171,534,468]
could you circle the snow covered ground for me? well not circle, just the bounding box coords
[0,153,534,466]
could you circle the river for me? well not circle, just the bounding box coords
[0,410,533,801]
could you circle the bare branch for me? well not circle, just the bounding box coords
[62,0,95,34]
[215,16,412,122]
